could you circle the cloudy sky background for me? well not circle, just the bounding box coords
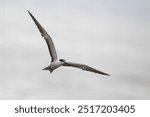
[0,0,150,99]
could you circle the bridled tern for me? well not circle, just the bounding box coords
[28,11,110,76]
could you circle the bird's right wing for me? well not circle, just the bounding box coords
[63,62,110,76]
[28,11,58,62]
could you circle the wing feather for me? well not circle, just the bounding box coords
[28,11,57,61]
[63,62,110,76]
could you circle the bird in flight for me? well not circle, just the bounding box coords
[28,11,110,76]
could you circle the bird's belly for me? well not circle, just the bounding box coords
[53,62,62,69]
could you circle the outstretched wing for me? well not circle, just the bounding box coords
[28,11,58,62]
[63,62,110,76]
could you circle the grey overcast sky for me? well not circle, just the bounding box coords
[0,0,150,99]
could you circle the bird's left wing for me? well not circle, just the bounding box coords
[28,11,58,62]
[63,62,110,76]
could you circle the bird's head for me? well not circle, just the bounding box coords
[42,65,54,73]
[59,59,66,62]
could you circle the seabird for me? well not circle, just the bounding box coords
[28,11,110,76]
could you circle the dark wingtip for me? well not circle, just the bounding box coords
[105,73,110,76]
[102,72,110,76]
[106,74,111,76]
[27,10,30,14]
[27,10,32,16]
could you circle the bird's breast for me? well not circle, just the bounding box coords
[52,61,63,69]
